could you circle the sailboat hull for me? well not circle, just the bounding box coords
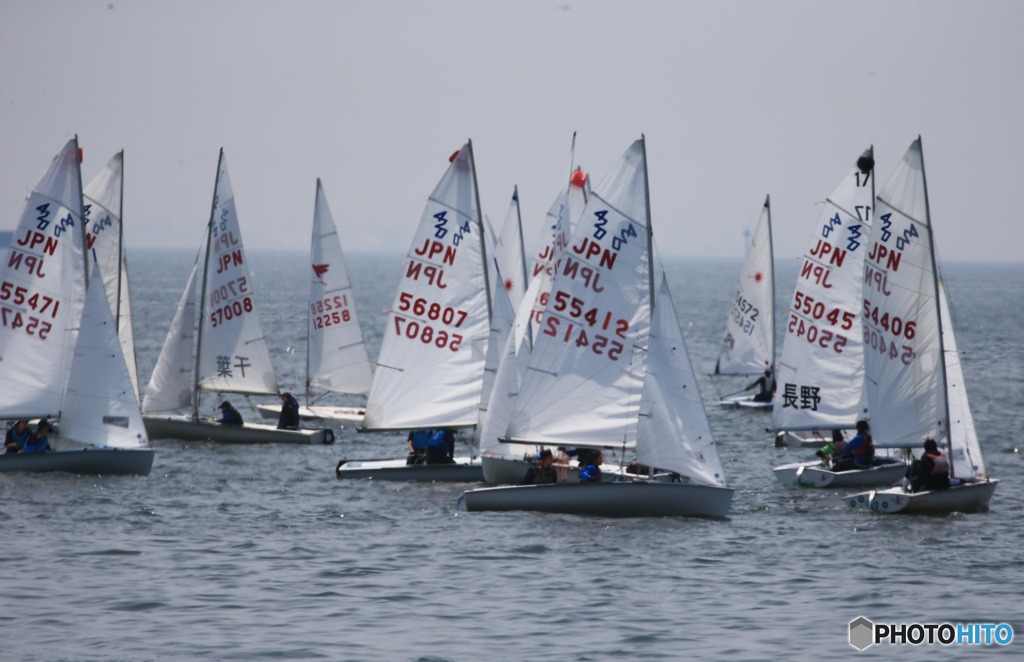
[847,479,998,514]
[773,460,907,488]
[143,415,333,445]
[0,448,154,476]
[774,430,837,448]
[719,395,773,410]
[336,456,484,481]
[256,404,364,424]
[458,481,733,518]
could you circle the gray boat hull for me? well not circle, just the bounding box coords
[256,403,364,424]
[774,460,907,488]
[847,479,998,514]
[143,415,333,444]
[0,448,155,476]
[458,481,734,518]
[336,457,484,482]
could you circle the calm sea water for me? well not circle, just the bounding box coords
[1,250,1021,661]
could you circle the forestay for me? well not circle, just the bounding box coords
[715,198,774,374]
[0,139,85,419]
[307,179,372,396]
[773,150,874,431]
[83,151,140,401]
[197,152,279,395]
[938,276,986,479]
[60,265,149,449]
[142,262,198,412]
[506,141,650,448]
[363,143,490,429]
[637,278,726,486]
[863,138,946,446]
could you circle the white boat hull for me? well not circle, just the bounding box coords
[256,403,364,424]
[458,481,733,518]
[718,395,772,410]
[846,479,998,514]
[142,415,334,445]
[773,460,907,488]
[774,430,837,448]
[336,456,484,482]
[0,448,155,476]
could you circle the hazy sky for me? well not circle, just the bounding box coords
[1,1,1021,262]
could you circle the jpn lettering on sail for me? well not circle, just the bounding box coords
[83,151,140,401]
[197,156,279,395]
[638,278,726,486]
[61,265,149,449]
[363,145,489,429]
[773,150,874,431]
[307,180,372,396]
[863,139,946,446]
[715,200,774,375]
[142,262,197,413]
[507,142,650,447]
[0,139,85,419]
[938,276,986,479]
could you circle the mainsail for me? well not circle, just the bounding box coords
[715,197,775,374]
[863,138,946,446]
[196,150,279,395]
[60,265,149,449]
[142,261,198,413]
[83,150,140,401]
[362,142,491,430]
[491,187,529,315]
[0,138,86,419]
[773,150,874,431]
[306,179,372,398]
[506,141,651,447]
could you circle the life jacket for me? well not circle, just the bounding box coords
[410,430,430,451]
[425,430,448,449]
[852,433,874,459]
[925,452,949,475]
[23,436,49,453]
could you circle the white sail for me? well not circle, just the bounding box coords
[307,179,372,396]
[474,266,517,445]
[142,262,198,413]
[491,187,529,314]
[60,265,148,449]
[196,151,279,395]
[479,319,531,458]
[637,278,726,486]
[83,151,140,401]
[773,150,874,431]
[0,138,85,419]
[715,198,775,374]
[863,139,946,446]
[507,141,651,447]
[938,275,986,479]
[363,142,491,430]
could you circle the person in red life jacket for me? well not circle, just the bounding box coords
[916,438,951,492]
[832,420,873,472]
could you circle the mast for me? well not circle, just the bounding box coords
[513,185,533,350]
[918,136,955,478]
[306,178,320,407]
[115,150,125,326]
[192,148,222,420]
[765,194,775,366]
[640,135,655,310]
[75,136,89,290]
[467,139,493,324]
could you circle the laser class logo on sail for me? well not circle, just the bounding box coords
[848,616,1013,650]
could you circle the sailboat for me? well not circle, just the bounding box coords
[256,179,373,424]
[336,141,491,481]
[714,197,776,409]
[459,138,733,517]
[0,139,154,475]
[845,138,996,513]
[142,150,332,445]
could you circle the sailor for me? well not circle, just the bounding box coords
[22,420,53,453]
[833,420,873,472]
[277,392,300,430]
[815,429,848,466]
[406,430,430,465]
[521,449,558,485]
[916,438,951,492]
[746,369,776,403]
[218,401,244,426]
[578,450,603,483]
[425,428,455,465]
[4,420,33,454]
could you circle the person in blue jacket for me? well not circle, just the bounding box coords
[578,450,604,482]
[833,420,873,472]
[23,420,53,453]
[277,392,300,430]
[218,401,244,426]
[425,429,455,464]
[406,430,430,465]
[4,420,33,454]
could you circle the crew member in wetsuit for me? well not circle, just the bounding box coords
[578,450,604,483]
[815,430,848,466]
[746,369,776,403]
[406,430,429,465]
[277,392,300,430]
[425,428,456,464]
[218,401,244,426]
[4,420,33,454]
[522,449,558,485]
[914,438,950,492]
[833,420,873,472]
[23,420,53,453]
